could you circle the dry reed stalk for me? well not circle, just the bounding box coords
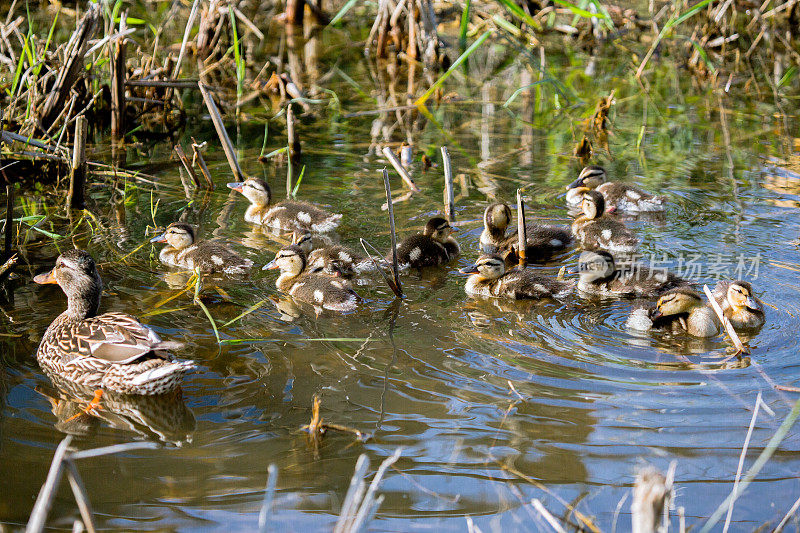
[441,146,455,222]
[382,168,403,298]
[174,144,200,188]
[631,466,671,533]
[198,82,244,180]
[382,146,420,192]
[703,284,748,354]
[67,116,87,209]
[516,189,527,267]
[110,15,127,140]
[4,184,13,260]
[191,139,215,189]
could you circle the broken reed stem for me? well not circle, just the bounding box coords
[257,464,278,533]
[64,459,97,533]
[723,391,762,533]
[631,467,670,533]
[531,499,567,533]
[191,139,215,189]
[173,0,202,79]
[110,17,127,141]
[4,184,14,260]
[198,82,244,180]
[174,144,200,188]
[382,146,421,192]
[286,102,301,160]
[382,168,403,298]
[67,116,87,209]
[285,0,305,25]
[441,146,455,222]
[27,436,74,533]
[516,189,527,267]
[703,284,748,354]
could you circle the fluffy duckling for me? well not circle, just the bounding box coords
[293,232,373,278]
[712,280,765,330]
[572,191,638,253]
[566,165,665,213]
[264,245,359,312]
[479,203,572,259]
[389,217,459,268]
[629,288,719,337]
[34,250,195,395]
[577,251,690,298]
[460,254,573,300]
[227,178,342,233]
[150,222,253,275]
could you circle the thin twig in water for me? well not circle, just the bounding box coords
[257,464,278,532]
[531,499,567,533]
[723,391,762,532]
[381,168,402,298]
[703,284,748,354]
[382,146,420,192]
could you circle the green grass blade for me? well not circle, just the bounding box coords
[291,165,306,196]
[459,0,471,47]
[222,299,267,327]
[495,0,542,30]
[415,30,492,106]
[667,0,715,28]
[261,146,288,159]
[329,0,358,26]
[778,66,798,88]
[552,0,606,18]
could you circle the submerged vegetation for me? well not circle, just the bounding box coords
[1,0,800,530]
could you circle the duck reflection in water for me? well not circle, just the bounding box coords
[37,373,195,446]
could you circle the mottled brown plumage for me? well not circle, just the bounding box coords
[712,280,765,330]
[461,254,573,300]
[151,222,253,275]
[479,203,572,260]
[572,191,638,253]
[577,251,689,297]
[389,217,459,268]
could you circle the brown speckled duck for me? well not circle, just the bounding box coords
[293,232,373,278]
[150,222,253,275]
[34,250,195,395]
[460,254,573,300]
[389,217,459,268]
[567,165,665,213]
[577,251,689,297]
[572,191,638,253]
[479,203,572,260]
[639,288,720,337]
[712,280,765,330]
[264,245,359,312]
[227,178,342,233]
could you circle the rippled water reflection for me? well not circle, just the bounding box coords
[2,27,800,533]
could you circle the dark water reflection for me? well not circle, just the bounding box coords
[2,28,800,533]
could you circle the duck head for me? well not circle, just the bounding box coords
[725,281,763,313]
[577,250,616,283]
[459,254,506,280]
[650,288,703,320]
[150,222,196,250]
[227,177,272,208]
[34,249,102,319]
[581,190,606,220]
[567,165,607,191]
[424,217,458,243]
[263,245,307,277]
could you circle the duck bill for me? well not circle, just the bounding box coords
[227,182,245,193]
[745,297,760,310]
[150,233,167,243]
[449,226,459,234]
[459,265,479,274]
[649,308,663,320]
[34,269,57,284]
[263,259,279,270]
[566,177,584,190]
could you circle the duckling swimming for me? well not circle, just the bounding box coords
[479,203,572,259]
[150,222,253,275]
[227,178,342,233]
[389,217,459,268]
[572,191,638,253]
[566,165,665,213]
[460,254,573,300]
[628,288,719,337]
[264,245,359,312]
[293,232,373,278]
[577,251,689,298]
[712,280,765,330]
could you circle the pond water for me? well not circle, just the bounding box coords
[2,18,800,532]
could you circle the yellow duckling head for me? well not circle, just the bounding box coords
[650,288,704,320]
[581,190,606,220]
[725,281,762,314]
[150,222,196,250]
[459,254,506,280]
[227,177,272,208]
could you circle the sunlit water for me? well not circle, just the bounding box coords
[2,24,800,532]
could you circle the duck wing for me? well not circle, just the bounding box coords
[57,312,181,364]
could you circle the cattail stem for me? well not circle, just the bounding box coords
[110,16,127,141]
[67,116,87,209]
[516,188,527,267]
[441,146,454,222]
[382,168,403,298]
[198,82,244,181]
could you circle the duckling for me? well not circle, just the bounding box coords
[566,165,665,213]
[712,280,765,330]
[293,232,373,278]
[150,222,253,275]
[636,288,720,337]
[263,245,359,312]
[389,217,459,268]
[460,254,573,300]
[577,250,690,297]
[572,191,638,253]
[479,203,572,259]
[33,250,195,395]
[227,178,342,233]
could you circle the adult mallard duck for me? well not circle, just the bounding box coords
[712,280,765,330]
[227,177,342,233]
[264,245,359,312]
[34,250,195,395]
[150,222,253,275]
[479,203,572,260]
[572,191,638,253]
[460,254,573,300]
[293,232,373,278]
[577,250,690,298]
[628,288,719,337]
[389,217,459,268]
[566,165,665,213]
